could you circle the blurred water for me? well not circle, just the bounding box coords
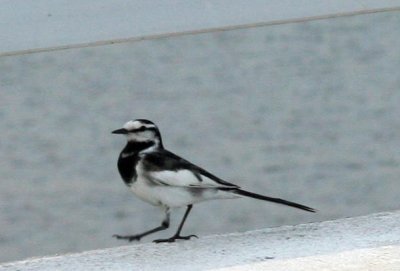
[0,12,399,263]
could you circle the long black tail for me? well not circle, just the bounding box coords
[233,189,316,213]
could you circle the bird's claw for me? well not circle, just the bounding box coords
[153,234,198,243]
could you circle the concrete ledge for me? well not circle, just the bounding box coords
[215,246,400,271]
[1,211,400,270]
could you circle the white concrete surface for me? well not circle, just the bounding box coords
[1,0,400,56]
[1,211,399,270]
[214,246,400,271]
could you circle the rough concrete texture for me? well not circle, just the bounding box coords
[214,246,400,271]
[1,211,399,270]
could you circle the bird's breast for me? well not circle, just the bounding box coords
[117,153,140,186]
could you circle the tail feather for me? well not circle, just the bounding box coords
[233,189,316,213]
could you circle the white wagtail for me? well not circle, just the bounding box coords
[112,119,315,243]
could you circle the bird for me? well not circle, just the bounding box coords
[112,119,315,243]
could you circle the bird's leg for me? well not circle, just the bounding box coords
[113,208,170,242]
[153,205,198,243]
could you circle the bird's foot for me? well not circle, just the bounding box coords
[113,234,142,242]
[153,234,198,243]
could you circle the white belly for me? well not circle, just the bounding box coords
[129,175,237,208]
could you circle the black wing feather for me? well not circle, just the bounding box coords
[142,149,239,188]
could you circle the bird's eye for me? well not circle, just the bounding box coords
[137,126,146,132]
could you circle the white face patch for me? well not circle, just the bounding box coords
[126,130,156,142]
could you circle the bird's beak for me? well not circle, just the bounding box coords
[112,128,129,134]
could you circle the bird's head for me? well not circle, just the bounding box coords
[112,119,163,147]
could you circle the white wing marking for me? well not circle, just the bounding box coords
[149,169,234,189]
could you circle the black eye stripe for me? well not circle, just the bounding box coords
[130,126,156,133]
